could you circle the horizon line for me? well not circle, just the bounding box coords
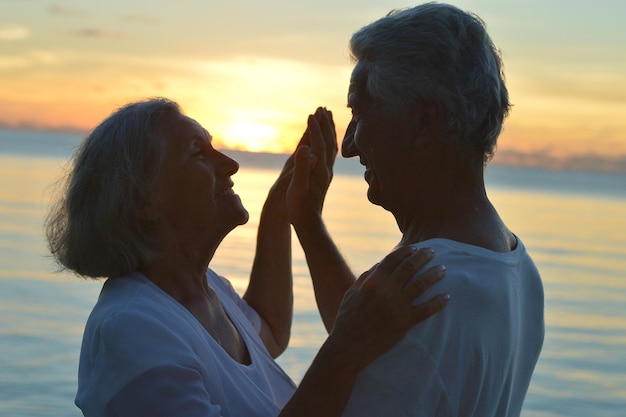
[1,125,625,176]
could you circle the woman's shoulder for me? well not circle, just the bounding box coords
[87,273,196,348]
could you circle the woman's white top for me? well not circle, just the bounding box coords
[75,269,296,417]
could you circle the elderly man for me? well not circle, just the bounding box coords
[292,3,544,417]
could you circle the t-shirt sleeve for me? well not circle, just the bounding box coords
[85,309,223,417]
[106,365,223,417]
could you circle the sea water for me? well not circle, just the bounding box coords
[1,129,625,417]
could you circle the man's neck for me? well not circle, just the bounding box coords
[394,167,515,252]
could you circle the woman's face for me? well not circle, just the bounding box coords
[150,112,249,242]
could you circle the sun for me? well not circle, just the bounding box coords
[217,121,280,153]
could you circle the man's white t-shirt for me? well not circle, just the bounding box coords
[342,238,544,417]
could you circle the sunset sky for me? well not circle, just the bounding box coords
[1,0,625,171]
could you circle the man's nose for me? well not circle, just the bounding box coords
[341,122,357,157]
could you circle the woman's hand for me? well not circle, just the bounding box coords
[262,107,335,216]
[286,107,337,228]
[279,246,448,417]
[326,246,449,371]
[249,107,338,357]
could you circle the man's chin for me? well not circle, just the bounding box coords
[366,188,383,207]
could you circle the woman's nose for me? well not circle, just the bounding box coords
[218,151,239,176]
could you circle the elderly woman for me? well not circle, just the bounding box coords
[46,98,448,417]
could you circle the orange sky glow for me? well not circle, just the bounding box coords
[1,0,625,172]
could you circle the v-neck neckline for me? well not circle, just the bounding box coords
[139,272,256,368]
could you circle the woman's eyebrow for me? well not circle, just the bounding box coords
[190,131,212,149]
[203,128,213,143]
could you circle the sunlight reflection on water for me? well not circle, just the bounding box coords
[1,153,626,416]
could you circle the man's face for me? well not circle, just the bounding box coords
[342,64,416,212]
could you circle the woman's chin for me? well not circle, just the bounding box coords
[236,209,250,226]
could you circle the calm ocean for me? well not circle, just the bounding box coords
[1,128,625,417]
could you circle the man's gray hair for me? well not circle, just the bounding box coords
[349,2,510,163]
[45,98,181,278]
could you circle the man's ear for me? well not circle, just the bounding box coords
[412,97,445,147]
[420,97,445,129]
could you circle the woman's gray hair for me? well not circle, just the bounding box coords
[349,2,510,163]
[45,98,181,279]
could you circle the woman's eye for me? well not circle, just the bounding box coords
[192,148,206,159]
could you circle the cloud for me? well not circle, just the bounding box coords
[69,29,125,39]
[0,24,30,41]
[0,55,28,70]
[48,3,90,17]
[492,148,626,174]
[518,73,626,105]
[122,14,161,25]
[0,50,61,70]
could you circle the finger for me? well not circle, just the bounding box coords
[282,115,313,172]
[291,145,313,193]
[324,107,336,131]
[388,247,437,289]
[411,293,450,322]
[369,246,419,281]
[315,108,338,164]
[370,247,435,288]
[278,148,300,179]
[308,114,327,173]
[355,262,380,286]
[406,265,446,299]
[296,123,311,148]
[273,166,294,192]
[319,109,337,165]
